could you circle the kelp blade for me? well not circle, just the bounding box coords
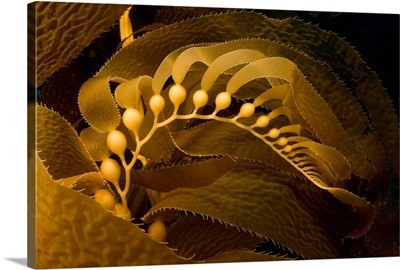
[35,154,189,268]
[145,160,357,259]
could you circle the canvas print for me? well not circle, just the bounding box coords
[27,1,399,269]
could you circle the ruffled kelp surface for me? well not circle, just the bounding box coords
[29,2,130,86]
[32,4,399,269]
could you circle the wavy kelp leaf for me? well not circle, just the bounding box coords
[172,117,301,176]
[153,45,268,94]
[279,18,399,178]
[55,172,105,196]
[114,77,144,110]
[155,6,229,25]
[31,2,130,86]
[289,141,351,182]
[80,127,111,161]
[37,105,98,179]
[227,56,376,180]
[78,77,120,132]
[130,156,236,192]
[167,215,263,261]
[36,155,189,268]
[200,49,266,90]
[96,12,296,79]
[145,160,357,259]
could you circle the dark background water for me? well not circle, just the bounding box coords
[283,10,399,114]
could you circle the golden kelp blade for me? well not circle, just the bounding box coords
[31,2,130,86]
[78,77,121,133]
[130,156,236,192]
[168,215,264,261]
[35,155,292,267]
[36,105,98,179]
[35,155,189,268]
[145,160,357,259]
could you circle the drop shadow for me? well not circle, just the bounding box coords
[5,258,27,267]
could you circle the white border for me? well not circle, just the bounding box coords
[0,0,398,269]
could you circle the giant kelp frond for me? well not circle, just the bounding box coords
[35,9,398,268]
[85,40,376,235]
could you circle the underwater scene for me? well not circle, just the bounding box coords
[27,2,399,268]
